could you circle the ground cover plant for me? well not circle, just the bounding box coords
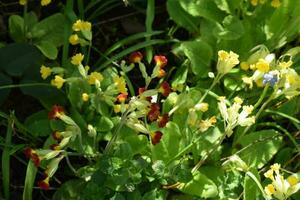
[0,0,300,199]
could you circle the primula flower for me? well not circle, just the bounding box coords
[24,148,41,167]
[69,34,79,45]
[19,0,27,5]
[157,69,166,78]
[138,87,152,101]
[279,60,293,69]
[40,65,52,80]
[147,103,160,121]
[154,55,168,68]
[240,62,250,71]
[264,163,300,200]
[48,105,65,120]
[82,93,89,102]
[194,102,209,112]
[150,131,163,145]
[50,144,61,150]
[157,113,169,128]
[158,81,171,97]
[38,177,50,190]
[51,75,65,89]
[41,0,51,6]
[71,53,84,65]
[88,72,103,85]
[72,20,92,32]
[113,76,128,95]
[199,116,217,132]
[256,58,270,73]
[114,104,121,113]
[129,51,143,63]
[117,93,127,103]
[52,131,63,141]
[271,0,281,8]
[217,50,239,75]
[250,0,258,6]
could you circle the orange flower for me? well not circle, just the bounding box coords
[157,69,166,78]
[129,51,143,63]
[116,93,128,103]
[48,105,65,120]
[151,131,163,145]
[159,81,171,97]
[154,55,168,68]
[147,103,160,122]
[24,147,41,167]
[158,113,169,128]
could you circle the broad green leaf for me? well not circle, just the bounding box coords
[8,15,25,42]
[179,40,213,76]
[24,12,38,31]
[179,171,218,198]
[52,179,87,200]
[24,110,52,137]
[31,13,65,46]
[35,40,58,59]
[238,130,282,168]
[68,78,91,109]
[180,0,226,22]
[244,168,261,200]
[114,142,133,159]
[166,0,200,33]
[0,43,42,76]
[171,63,188,91]
[213,15,245,40]
[124,135,149,155]
[23,161,38,200]
[151,122,182,163]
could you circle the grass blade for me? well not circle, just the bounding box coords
[22,160,38,200]
[145,0,155,63]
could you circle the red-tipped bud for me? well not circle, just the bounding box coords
[38,177,50,190]
[52,131,62,141]
[159,81,171,97]
[158,113,169,128]
[24,147,34,158]
[48,105,65,120]
[50,144,61,150]
[147,103,160,122]
[151,131,163,145]
[154,55,168,68]
[157,69,166,78]
[129,51,143,63]
[31,153,41,167]
[116,93,128,103]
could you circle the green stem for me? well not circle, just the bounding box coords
[23,4,28,41]
[253,85,269,110]
[0,83,52,90]
[198,73,221,104]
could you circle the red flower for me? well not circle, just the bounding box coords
[129,51,143,63]
[24,147,33,159]
[138,87,152,101]
[52,131,62,141]
[157,69,166,78]
[116,93,128,103]
[48,105,65,120]
[147,103,160,122]
[151,131,163,145]
[154,55,167,68]
[38,177,50,190]
[24,147,41,167]
[158,113,169,128]
[159,81,171,97]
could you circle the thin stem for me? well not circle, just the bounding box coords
[253,85,269,110]
[64,154,77,175]
[0,83,52,90]
[198,74,221,104]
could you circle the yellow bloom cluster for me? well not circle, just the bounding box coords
[69,34,79,45]
[87,72,104,85]
[71,53,84,66]
[72,20,92,32]
[250,0,281,8]
[40,65,52,80]
[113,76,128,95]
[264,163,300,199]
[217,50,240,75]
[19,0,51,6]
[51,75,65,89]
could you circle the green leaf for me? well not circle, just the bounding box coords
[244,168,261,200]
[8,15,25,42]
[213,15,245,40]
[179,40,213,76]
[238,130,282,168]
[114,142,133,159]
[31,13,66,46]
[151,122,182,163]
[0,72,12,106]
[0,43,42,76]
[167,0,200,33]
[35,40,58,59]
[68,78,91,109]
[179,171,218,198]
[24,110,52,137]
[23,161,38,200]
[96,116,114,132]
[52,179,87,200]
[124,135,149,155]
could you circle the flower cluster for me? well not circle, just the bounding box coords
[217,50,240,75]
[250,0,281,8]
[69,19,92,46]
[264,163,300,199]
[19,0,51,6]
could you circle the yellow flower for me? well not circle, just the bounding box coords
[72,20,92,32]
[242,77,254,89]
[69,34,79,45]
[41,0,51,6]
[19,0,27,5]
[240,62,249,71]
[264,169,274,180]
[256,59,270,72]
[234,97,243,104]
[87,72,103,85]
[287,175,298,187]
[270,163,281,173]
[51,75,66,89]
[113,76,128,95]
[250,0,258,6]
[217,50,240,75]
[271,0,281,8]
[114,104,121,113]
[264,184,276,196]
[199,116,217,132]
[71,53,84,65]
[82,93,89,102]
[194,102,209,112]
[279,60,293,69]
[40,65,52,80]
